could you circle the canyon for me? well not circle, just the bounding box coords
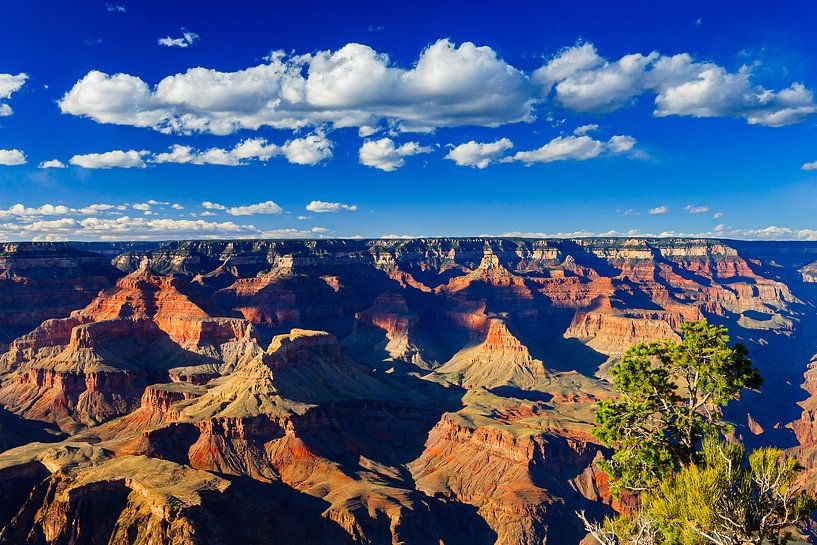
[0,237,816,545]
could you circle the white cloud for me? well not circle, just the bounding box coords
[573,123,599,135]
[0,209,338,241]
[37,216,248,241]
[306,200,357,213]
[226,200,283,216]
[710,225,817,241]
[151,133,331,166]
[480,226,817,241]
[0,202,138,219]
[445,138,513,168]
[158,30,199,48]
[171,203,184,209]
[534,43,817,126]
[713,211,724,219]
[648,205,670,215]
[58,39,534,135]
[38,159,66,169]
[359,137,432,171]
[0,73,27,116]
[484,229,640,239]
[69,149,147,169]
[152,141,271,166]
[685,204,710,214]
[0,200,343,241]
[801,161,817,171]
[0,149,26,166]
[258,228,323,238]
[201,201,226,210]
[532,43,603,94]
[0,203,72,218]
[607,134,637,153]
[281,133,333,165]
[358,125,379,137]
[510,134,635,165]
[106,3,126,12]
[78,203,120,214]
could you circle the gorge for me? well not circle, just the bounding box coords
[1,237,816,545]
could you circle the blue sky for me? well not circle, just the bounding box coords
[1,0,816,241]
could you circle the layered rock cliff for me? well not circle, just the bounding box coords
[0,238,816,545]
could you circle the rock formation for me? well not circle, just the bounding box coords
[0,238,815,544]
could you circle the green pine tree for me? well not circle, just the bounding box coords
[579,319,816,545]
[592,319,762,492]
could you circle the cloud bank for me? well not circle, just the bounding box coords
[57,39,816,138]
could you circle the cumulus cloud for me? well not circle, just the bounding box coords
[0,203,72,218]
[280,133,333,165]
[78,203,124,214]
[534,42,817,126]
[708,225,817,241]
[0,73,27,116]
[685,204,710,214]
[0,194,318,242]
[152,140,276,166]
[38,159,66,169]
[573,123,599,135]
[151,133,331,166]
[532,43,603,94]
[607,135,637,153]
[482,226,817,241]
[445,138,513,168]
[0,200,335,241]
[201,201,226,210]
[801,161,817,171]
[69,149,147,169]
[359,137,432,171]
[158,29,199,48]
[226,200,283,216]
[648,205,670,215]
[0,202,133,219]
[0,149,26,166]
[510,134,635,165]
[0,216,252,241]
[58,39,534,135]
[306,200,357,213]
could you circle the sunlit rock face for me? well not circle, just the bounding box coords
[1,238,817,545]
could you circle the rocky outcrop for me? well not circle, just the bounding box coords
[0,243,123,348]
[0,268,259,432]
[430,319,547,390]
[410,411,604,545]
[564,305,684,356]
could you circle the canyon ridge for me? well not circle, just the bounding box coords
[1,237,817,545]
